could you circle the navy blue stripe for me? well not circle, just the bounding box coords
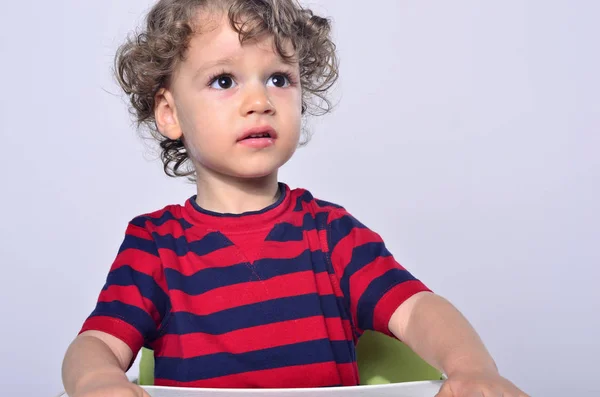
[357,269,417,331]
[266,212,330,242]
[152,231,232,256]
[155,339,354,381]
[293,191,314,211]
[165,249,330,296]
[166,293,347,335]
[118,234,159,256]
[339,242,392,300]
[104,265,170,320]
[266,213,318,241]
[266,221,308,241]
[328,215,368,249]
[130,217,148,229]
[131,213,194,230]
[90,301,157,338]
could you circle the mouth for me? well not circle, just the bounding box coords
[238,126,277,142]
[242,132,272,140]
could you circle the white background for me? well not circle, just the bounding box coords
[1,1,598,396]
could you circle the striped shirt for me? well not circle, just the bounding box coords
[79,183,431,388]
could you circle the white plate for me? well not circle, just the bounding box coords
[141,380,444,397]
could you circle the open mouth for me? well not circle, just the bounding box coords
[237,127,277,148]
[238,127,277,142]
[242,132,272,140]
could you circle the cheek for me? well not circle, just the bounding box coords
[181,100,229,143]
[275,91,302,123]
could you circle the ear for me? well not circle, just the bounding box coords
[154,88,183,140]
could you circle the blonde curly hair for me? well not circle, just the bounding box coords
[115,0,339,180]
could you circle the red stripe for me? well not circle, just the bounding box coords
[338,362,360,386]
[109,250,168,293]
[124,224,153,240]
[154,316,352,358]
[112,249,161,274]
[261,230,323,259]
[169,271,339,315]
[155,362,353,388]
[326,208,348,223]
[319,229,329,251]
[159,244,244,274]
[79,316,143,355]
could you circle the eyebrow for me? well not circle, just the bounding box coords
[193,53,298,81]
[193,57,236,80]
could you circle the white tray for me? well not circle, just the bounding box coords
[141,381,444,397]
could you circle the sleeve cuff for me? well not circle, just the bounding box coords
[79,315,145,359]
[371,280,432,338]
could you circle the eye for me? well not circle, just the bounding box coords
[209,75,236,90]
[267,73,291,88]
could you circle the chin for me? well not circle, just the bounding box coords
[203,152,294,180]
[232,168,278,180]
[236,155,294,178]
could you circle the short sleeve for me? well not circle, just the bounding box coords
[79,217,170,356]
[327,209,431,338]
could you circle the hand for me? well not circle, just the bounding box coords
[435,371,529,397]
[71,378,150,397]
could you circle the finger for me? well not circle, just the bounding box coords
[434,382,454,397]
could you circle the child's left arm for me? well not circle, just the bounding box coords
[389,291,529,397]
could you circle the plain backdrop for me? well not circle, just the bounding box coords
[1,0,598,396]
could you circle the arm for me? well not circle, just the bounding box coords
[62,217,167,396]
[388,292,496,376]
[325,207,527,396]
[389,292,529,397]
[62,330,148,396]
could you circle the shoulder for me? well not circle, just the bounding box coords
[288,184,375,235]
[288,186,361,226]
[289,186,344,212]
[113,202,192,260]
[126,201,193,233]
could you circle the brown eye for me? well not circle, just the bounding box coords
[210,75,236,89]
[268,74,290,88]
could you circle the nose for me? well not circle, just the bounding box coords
[240,84,275,116]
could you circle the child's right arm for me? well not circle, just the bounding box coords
[62,330,150,397]
[62,217,167,395]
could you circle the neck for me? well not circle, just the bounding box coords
[194,169,280,214]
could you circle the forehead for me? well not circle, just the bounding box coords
[186,11,295,66]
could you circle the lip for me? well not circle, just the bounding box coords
[237,126,278,142]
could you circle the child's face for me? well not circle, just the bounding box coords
[155,12,302,181]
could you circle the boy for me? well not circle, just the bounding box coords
[62,1,528,396]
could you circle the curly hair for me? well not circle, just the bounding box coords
[115,0,339,180]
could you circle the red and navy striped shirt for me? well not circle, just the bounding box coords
[80,183,431,388]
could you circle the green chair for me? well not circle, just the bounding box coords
[138,330,443,386]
